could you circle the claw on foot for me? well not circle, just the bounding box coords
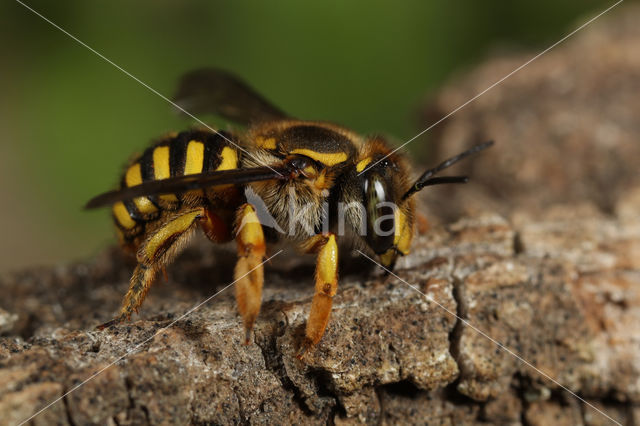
[96,315,126,330]
[296,338,314,360]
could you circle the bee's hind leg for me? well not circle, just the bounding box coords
[234,204,266,344]
[97,208,204,329]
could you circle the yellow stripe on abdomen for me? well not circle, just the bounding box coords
[183,140,205,197]
[124,163,158,214]
[211,146,239,191]
[152,145,178,203]
[184,141,205,175]
[153,146,171,179]
[125,163,143,186]
[216,147,238,171]
[113,201,137,229]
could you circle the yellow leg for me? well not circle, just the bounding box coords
[234,204,266,344]
[98,208,203,329]
[298,233,338,358]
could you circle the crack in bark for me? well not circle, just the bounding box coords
[253,326,318,418]
[449,272,467,379]
[124,375,150,425]
[61,385,76,426]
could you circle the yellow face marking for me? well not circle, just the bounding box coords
[379,249,395,267]
[394,210,413,255]
[113,202,136,229]
[125,163,143,187]
[393,209,403,245]
[356,157,372,173]
[144,210,201,261]
[153,146,171,179]
[216,147,238,171]
[257,137,277,150]
[379,210,413,267]
[184,141,205,175]
[290,149,348,166]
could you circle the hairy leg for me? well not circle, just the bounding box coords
[298,233,338,358]
[234,204,266,343]
[98,208,203,329]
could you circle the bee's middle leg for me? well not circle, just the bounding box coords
[234,204,266,344]
[297,233,338,358]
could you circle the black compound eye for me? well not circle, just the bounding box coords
[288,155,311,171]
[363,172,396,254]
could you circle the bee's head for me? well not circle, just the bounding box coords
[353,139,415,270]
[356,139,494,270]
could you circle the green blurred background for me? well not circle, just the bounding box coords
[0,0,610,271]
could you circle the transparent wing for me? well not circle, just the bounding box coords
[173,68,289,125]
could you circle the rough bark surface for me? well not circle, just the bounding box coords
[2,5,640,426]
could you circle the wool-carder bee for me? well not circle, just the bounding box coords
[87,68,492,357]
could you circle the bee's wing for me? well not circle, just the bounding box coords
[173,68,289,125]
[85,166,288,209]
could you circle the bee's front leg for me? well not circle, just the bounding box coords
[234,204,266,344]
[297,233,338,359]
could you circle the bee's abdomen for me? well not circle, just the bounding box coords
[112,130,240,242]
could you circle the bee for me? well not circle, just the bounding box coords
[87,68,492,357]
